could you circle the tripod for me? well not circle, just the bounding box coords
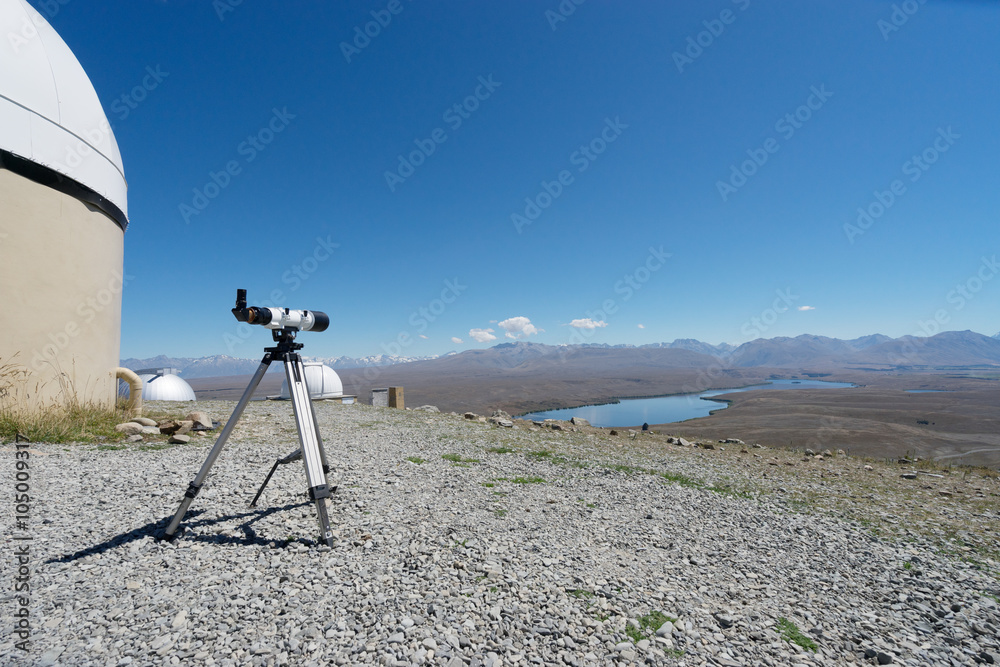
[162,327,335,547]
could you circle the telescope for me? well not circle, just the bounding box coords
[232,288,329,332]
[163,288,336,546]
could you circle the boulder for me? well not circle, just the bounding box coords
[158,420,194,436]
[115,422,143,436]
[186,411,214,430]
[713,612,735,629]
[463,412,478,420]
[141,425,161,435]
[413,405,440,413]
[490,409,512,420]
[168,434,191,444]
[570,416,590,427]
[132,417,158,427]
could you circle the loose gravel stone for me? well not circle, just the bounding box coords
[1,400,997,666]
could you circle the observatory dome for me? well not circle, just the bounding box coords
[118,369,197,402]
[1,0,129,411]
[0,0,127,224]
[136,368,196,402]
[280,363,344,400]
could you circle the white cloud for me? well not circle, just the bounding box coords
[637,323,645,329]
[568,318,608,329]
[469,328,496,343]
[798,306,816,311]
[498,316,540,339]
[419,334,428,339]
[451,337,463,344]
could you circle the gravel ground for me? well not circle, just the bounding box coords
[2,400,998,666]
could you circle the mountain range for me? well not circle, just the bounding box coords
[126,330,1000,379]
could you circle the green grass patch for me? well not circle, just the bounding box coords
[776,617,817,652]
[568,589,594,599]
[1,399,136,444]
[481,482,495,488]
[639,611,677,631]
[626,611,678,642]
[494,509,508,517]
[486,446,515,454]
[511,476,545,484]
[624,625,644,643]
[661,471,704,488]
[442,453,479,464]
[405,456,427,464]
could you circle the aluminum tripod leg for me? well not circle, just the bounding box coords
[284,354,334,547]
[249,448,301,507]
[162,357,272,539]
[249,421,335,507]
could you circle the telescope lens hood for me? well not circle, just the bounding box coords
[310,311,330,332]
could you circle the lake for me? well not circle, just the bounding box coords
[518,379,856,428]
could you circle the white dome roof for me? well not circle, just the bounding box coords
[0,0,127,222]
[119,369,196,402]
[280,363,344,400]
[138,373,196,402]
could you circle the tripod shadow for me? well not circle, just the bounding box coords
[46,500,319,564]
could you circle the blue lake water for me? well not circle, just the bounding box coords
[518,379,857,428]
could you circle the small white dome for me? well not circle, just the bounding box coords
[0,0,127,222]
[280,362,343,400]
[141,374,196,402]
[119,368,196,402]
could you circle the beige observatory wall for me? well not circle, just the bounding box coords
[0,169,124,411]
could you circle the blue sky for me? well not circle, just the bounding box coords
[37,0,1000,359]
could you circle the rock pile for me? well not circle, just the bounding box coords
[113,411,215,443]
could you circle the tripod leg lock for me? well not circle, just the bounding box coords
[184,483,202,500]
[308,484,331,501]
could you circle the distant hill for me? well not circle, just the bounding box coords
[724,331,1000,368]
[855,330,1000,367]
[640,338,737,356]
[128,330,1000,381]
